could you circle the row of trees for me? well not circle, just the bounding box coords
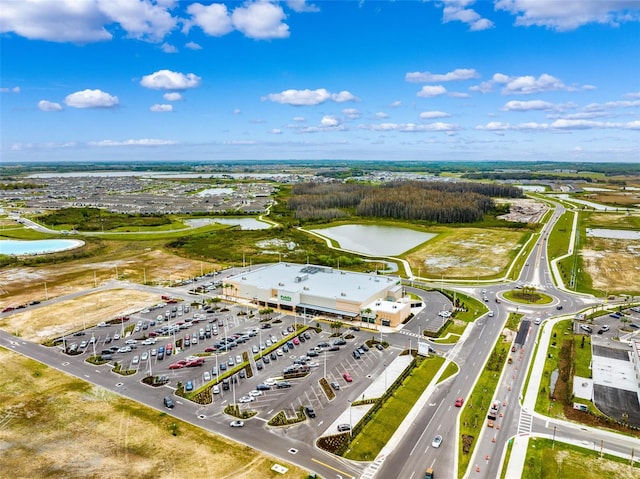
[288,181,523,224]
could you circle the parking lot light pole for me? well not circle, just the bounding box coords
[348,400,353,437]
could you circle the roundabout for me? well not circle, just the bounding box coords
[499,289,555,306]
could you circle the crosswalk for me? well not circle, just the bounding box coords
[518,409,533,435]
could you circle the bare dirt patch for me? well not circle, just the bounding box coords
[0,348,306,479]
[406,227,526,278]
[495,198,548,223]
[581,237,640,293]
[0,248,220,308]
[4,289,159,341]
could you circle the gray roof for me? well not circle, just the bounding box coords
[229,263,400,302]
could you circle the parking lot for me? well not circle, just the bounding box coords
[55,295,399,428]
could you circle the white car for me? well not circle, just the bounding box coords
[238,395,255,403]
[150,348,157,356]
[276,349,283,356]
[113,333,120,340]
[248,390,262,397]
[213,385,220,394]
[132,355,140,365]
[141,352,148,361]
[432,435,443,448]
[230,420,244,428]
[203,371,211,381]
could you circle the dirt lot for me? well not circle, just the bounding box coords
[0,248,220,310]
[581,237,640,293]
[2,289,159,342]
[0,348,306,479]
[405,227,527,278]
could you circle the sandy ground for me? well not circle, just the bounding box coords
[0,249,220,309]
[406,227,526,278]
[3,289,159,341]
[0,348,306,479]
[581,237,640,293]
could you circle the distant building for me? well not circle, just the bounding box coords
[630,339,640,404]
[224,263,409,327]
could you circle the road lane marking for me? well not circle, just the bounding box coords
[310,458,355,479]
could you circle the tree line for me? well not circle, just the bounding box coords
[288,181,523,224]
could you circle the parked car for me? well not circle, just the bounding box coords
[343,372,353,382]
[304,406,316,418]
[331,381,341,391]
[185,380,194,392]
[337,424,351,432]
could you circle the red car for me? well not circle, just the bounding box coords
[168,363,184,369]
[455,397,464,407]
[2,306,15,313]
[343,372,353,382]
[293,337,300,345]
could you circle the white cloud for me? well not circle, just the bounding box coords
[321,115,340,127]
[624,92,640,99]
[286,0,319,13]
[98,0,177,42]
[186,2,233,36]
[417,85,447,97]
[150,103,173,112]
[390,100,402,108]
[374,112,389,119]
[231,1,290,39]
[495,0,640,31]
[292,116,306,122]
[38,100,63,112]
[342,108,360,119]
[1,86,21,93]
[233,108,242,115]
[0,0,112,43]
[420,111,451,119]
[163,92,183,101]
[439,0,494,31]
[363,122,460,132]
[65,89,119,108]
[88,138,177,147]
[406,68,479,83]
[583,99,640,111]
[476,118,640,131]
[161,42,177,53]
[471,72,580,95]
[185,41,202,50]
[448,91,470,98]
[502,100,555,111]
[140,69,201,90]
[269,128,282,134]
[263,88,357,106]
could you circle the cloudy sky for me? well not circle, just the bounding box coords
[1,0,639,163]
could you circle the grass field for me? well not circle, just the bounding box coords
[523,438,639,479]
[405,227,527,279]
[0,348,307,479]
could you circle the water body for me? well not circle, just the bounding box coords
[184,218,271,230]
[313,224,436,256]
[553,194,618,211]
[0,239,85,256]
[586,229,640,240]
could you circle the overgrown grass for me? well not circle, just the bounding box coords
[344,355,445,461]
[523,437,640,479]
[547,210,574,261]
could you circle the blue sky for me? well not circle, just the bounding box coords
[1,0,639,163]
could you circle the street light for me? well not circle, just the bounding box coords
[552,425,556,449]
[348,400,353,437]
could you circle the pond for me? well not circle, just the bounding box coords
[312,225,436,256]
[586,228,640,240]
[184,218,271,230]
[0,239,85,256]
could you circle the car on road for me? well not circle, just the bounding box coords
[230,420,244,428]
[556,305,563,310]
[276,381,291,389]
[304,406,316,418]
[163,396,174,408]
[343,372,353,382]
[455,397,464,407]
[431,435,443,448]
[168,363,184,369]
[601,325,610,332]
[534,318,542,325]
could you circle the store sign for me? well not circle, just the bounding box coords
[280,294,292,302]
